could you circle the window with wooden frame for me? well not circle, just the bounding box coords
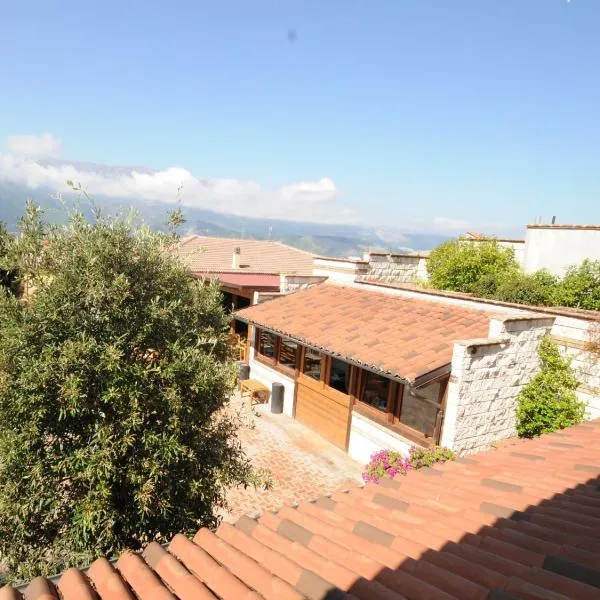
[328,358,351,394]
[353,369,448,445]
[399,381,444,439]
[256,329,278,361]
[302,347,323,381]
[361,371,393,413]
[279,338,299,370]
[255,329,299,375]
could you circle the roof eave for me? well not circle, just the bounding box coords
[235,314,429,386]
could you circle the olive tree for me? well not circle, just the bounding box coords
[0,221,18,294]
[0,203,255,582]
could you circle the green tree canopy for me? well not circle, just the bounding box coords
[0,204,255,582]
[555,259,600,311]
[426,238,519,293]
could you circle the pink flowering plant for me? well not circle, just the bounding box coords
[362,450,411,483]
[362,445,455,484]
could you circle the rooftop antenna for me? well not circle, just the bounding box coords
[268,225,273,240]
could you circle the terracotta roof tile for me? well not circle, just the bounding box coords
[5,419,600,600]
[236,282,499,381]
[175,235,314,276]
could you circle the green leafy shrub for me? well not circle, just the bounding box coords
[555,260,600,311]
[408,445,455,469]
[426,239,519,293]
[362,446,455,483]
[493,270,558,306]
[427,238,600,312]
[516,337,585,438]
[0,205,257,582]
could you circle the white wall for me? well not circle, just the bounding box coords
[441,316,555,455]
[348,412,413,465]
[248,346,296,417]
[312,257,369,284]
[524,226,600,276]
[552,316,600,419]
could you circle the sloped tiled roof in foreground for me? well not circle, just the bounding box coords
[3,420,600,599]
[236,283,501,383]
[175,235,315,276]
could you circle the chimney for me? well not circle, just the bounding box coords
[279,273,288,294]
[232,247,241,269]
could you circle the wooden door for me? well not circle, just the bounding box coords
[295,373,351,449]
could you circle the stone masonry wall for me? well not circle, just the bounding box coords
[280,275,328,294]
[441,316,555,455]
[364,254,428,284]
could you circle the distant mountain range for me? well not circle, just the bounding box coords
[0,162,449,257]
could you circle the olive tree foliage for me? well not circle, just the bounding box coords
[0,221,18,295]
[0,202,257,583]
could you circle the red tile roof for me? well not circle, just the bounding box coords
[236,283,499,382]
[4,420,600,599]
[176,236,315,276]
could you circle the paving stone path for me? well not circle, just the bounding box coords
[221,393,364,523]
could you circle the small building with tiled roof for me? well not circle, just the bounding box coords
[174,236,322,359]
[176,235,315,276]
[4,419,600,599]
[235,281,556,461]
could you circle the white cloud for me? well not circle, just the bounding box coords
[279,177,337,202]
[432,217,471,231]
[6,133,62,157]
[0,136,353,224]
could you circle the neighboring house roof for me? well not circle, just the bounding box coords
[176,235,315,276]
[5,419,600,599]
[236,283,496,383]
[464,230,485,239]
[196,272,281,290]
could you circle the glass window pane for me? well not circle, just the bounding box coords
[222,292,234,313]
[329,358,350,394]
[258,330,276,358]
[361,372,390,412]
[400,382,440,437]
[234,319,248,337]
[279,339,298,368]
[303,348,322,380]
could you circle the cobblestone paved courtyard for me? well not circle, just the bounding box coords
[221,392,364,523]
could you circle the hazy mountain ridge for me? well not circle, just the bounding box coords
[0,166,449,256]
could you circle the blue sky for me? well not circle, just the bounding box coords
[0,0,598,234]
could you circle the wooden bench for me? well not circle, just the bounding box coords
[239,378,270,408]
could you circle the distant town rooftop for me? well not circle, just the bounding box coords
[176,235,315,276]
